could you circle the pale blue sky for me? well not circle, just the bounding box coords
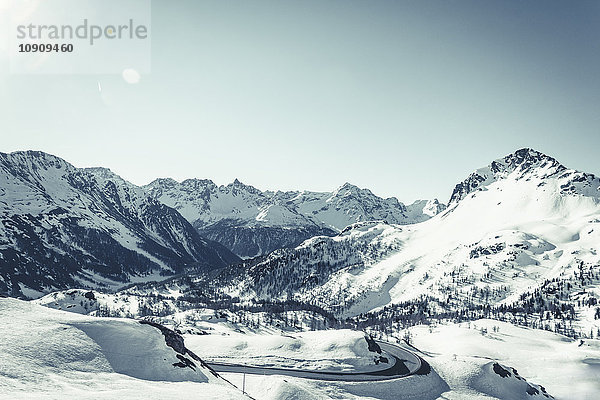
[1,0,599,203]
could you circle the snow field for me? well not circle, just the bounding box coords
[0,298,246,399]
[185,329,390,372]
[409,319,600,399]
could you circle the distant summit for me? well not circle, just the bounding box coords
[448,148,597,205]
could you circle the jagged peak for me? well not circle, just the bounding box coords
[494,148,564,174]
[225,178,262,195]
[339,182,360,190]
[145,177,216,190]
[448,148,570,206]
[333,182,372,197]
[3,149,58,159]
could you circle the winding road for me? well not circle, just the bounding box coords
[206,341,425,382]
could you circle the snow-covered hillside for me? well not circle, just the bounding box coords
[145,178,444,258]
[0,151,239,298]
[324,148,600,317]
[406,319,599,400]
[0,297,246,399]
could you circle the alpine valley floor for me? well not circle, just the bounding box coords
[2,297,599,399]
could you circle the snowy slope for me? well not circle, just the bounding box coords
[336,148,600,315]
[145,179,444,257]
[407,319,600,400]
[0,297,246,399]
[0,151,239,297]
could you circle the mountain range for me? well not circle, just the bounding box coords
[0,150,443,297]
[0,151,238,297]
[145,178,445,258]
[2,146,599,333]
[96,149,600,336]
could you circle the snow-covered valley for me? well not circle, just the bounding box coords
[5,295,598,399]
[2,148,600,399]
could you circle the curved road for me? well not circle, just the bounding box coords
[206,341,423,382]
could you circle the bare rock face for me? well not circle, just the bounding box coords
[139,320,218,376]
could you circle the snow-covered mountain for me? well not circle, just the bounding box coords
[448,148,599,205]
[145,179,444,258]
[0,151,239,298]
[7,146,600,336]
[132,149,600,331]
[0,150,444,295]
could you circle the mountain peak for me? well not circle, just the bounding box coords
[496,148,563,174]
[448,148,572,206]
[5,150,55,159]
[333,182,369,197]
[226,178,262,195]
